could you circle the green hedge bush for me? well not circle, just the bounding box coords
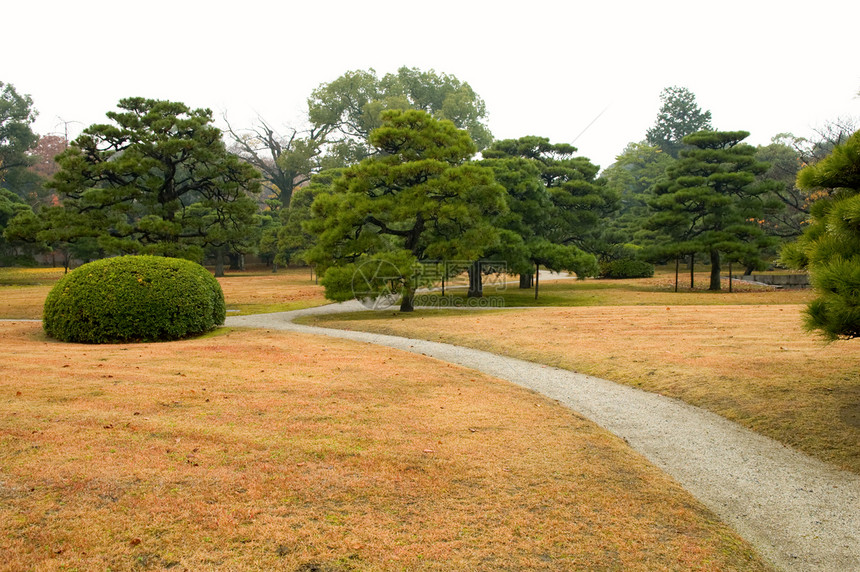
[598,259,655,279]
[43,255,225,343]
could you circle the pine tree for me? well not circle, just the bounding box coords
[646,131,781,290]
[646,86,713,158]
[306,110,506,311]
[781,130,860,339]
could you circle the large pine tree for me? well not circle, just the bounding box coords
[781,129,860,339]
[646,131,780,290]
[306,109,506,311]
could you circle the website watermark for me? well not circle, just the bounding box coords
[351,259,508,310]
[412,294,506,308]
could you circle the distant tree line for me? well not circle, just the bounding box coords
[2,73,859,336]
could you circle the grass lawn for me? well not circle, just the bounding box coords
[423,271,814,308]
[0,266,328,319]
[304,301,860,474]
[0,268,65,320]
[0,323,769,570]
[216,267,327,315]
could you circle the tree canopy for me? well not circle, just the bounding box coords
[646,86,713,158]
[480,136,601,291]
[306,109,506,311]
[224,116,327,210]
[22,98,261,268]
[781,129,860,339]
[0,187,37,262]
[646,130,781,289]
[601,142,676,256]
[0,81,39,193]
[308,67,493,165]
[484,136,616,259]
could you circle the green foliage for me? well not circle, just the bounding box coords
[782,129,860,340]
[645,86,713,158]
[43,255,225,343]
[308,67,493,164]
[480,136,608,276]
[39,98,261,262]
[1,187,36,258]
[254,213,280,266]
[645,130,781,289]
[754,136,812,238]
[306,110,506,310]
[276,169,341,266]
[599,258,655,279]
[0,81,39,197]
[602,142,676,250]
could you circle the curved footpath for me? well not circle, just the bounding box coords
[226,302,857,571]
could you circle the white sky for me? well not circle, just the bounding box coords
[5,0,859,170]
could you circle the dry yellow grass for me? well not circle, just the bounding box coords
[0,323,769,570]
[428,271,814,308]
[0,266,326,319]
[217,267,327,315]
[308,305,860,474]
[0,285,52,319]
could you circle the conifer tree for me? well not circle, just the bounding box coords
[646,131,781,290]
[781,129,860,339]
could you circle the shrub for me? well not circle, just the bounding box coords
[44,255,225,343]
[599,259,655,279]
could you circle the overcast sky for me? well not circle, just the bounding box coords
[6,0,859,170]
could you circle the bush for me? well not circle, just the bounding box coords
[599,259,655,279]
[44,255,225,343]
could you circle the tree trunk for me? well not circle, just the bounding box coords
[399,284,414,312]
[690,254,695,289]
[729,260,733,293]
[674,258,679,293]
[215,248,225,277]
[467,261,483,298]
[519,274,533,289]
[535,263,540,300]
[272,262,278,273]
[709,249,721,291]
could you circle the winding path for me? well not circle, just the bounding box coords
[227,303,860,571]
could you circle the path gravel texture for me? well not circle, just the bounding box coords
[228,303,860,571]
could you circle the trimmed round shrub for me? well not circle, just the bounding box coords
[598,259,655,279]
[43,255,225,343]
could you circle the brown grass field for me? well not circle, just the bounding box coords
[422,271,814,308]
[0,266,328,320]
[306,303,860,474]
[0,323,769,570]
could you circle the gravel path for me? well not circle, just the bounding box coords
[234,302,860,571]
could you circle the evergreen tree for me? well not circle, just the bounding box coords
[646,86,713,158]
[28,98,261,272]
[480,157,596,295]
[601,142,676,258]
[781,129,860,339]
[646,130,781,290]
[0,81,39,197]
[305,110,506,312]
[482,136,610,273]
